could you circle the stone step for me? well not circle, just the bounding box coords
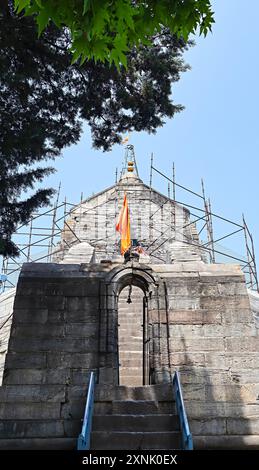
[94,384,174,402]
[92,414,179,432]
[90,431,181,450]
[94,400,175,415]
[0,438,76,450]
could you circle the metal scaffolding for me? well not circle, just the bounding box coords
[148,159,258,292]
[1,159,258,294]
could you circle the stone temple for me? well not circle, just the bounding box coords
[0,145,259,450]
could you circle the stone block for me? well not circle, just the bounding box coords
[167,337,224,352]
[177,368,229,385]
[168,296,200,310]
[0,437,76,450]
[4,369,45,385]
[169,353,205,367]
[63,420,81,436]
[16,295,66,310]
[66,297,99,312]
[46,352,99,369]
[0,385,65,403]
[229,369,259,385]
[203,324,255,337]
[200,296,250,311]
[3,368,72,386]
[149,309,222,325]
[0,420,64,438]
[65,323,98,338]
[63,309,99,323]
[8,337,98,353]
[169,324,204,338]
[204,353,228,369]
[62,280,100,297]
[12,309,48,325]
[189,418,226,435]
[227,418,259,434]
[11,324,65,338]
[223,309,253,324]
[67,385,89,400]
[205,384,259,403]
[0,403,60,420]
[229,354,259,370]
[226,337,259,352]
[61,401,85,419]
[194,434,259,450]
[180,383,206,401]
[186,402,259,419]
[71,369,96,385]
[5,352,47,369]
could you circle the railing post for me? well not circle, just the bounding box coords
[173,371,193,450]
[77,371,95,450]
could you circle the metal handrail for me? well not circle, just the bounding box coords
[173,371,193,450]
[77,371,95,450]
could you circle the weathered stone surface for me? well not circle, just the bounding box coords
[46,352,99,369]
[167,337,225,352]
[225,337,259,352]
[205,384,259,403]
[16,295,66,310]
[0,403,60,420]
[149,309,222,324]
[71,369,96,385]
[0,385,65,403]
[176,369,230,385]
[11,325,65,338]
[13,309,48,324]
[64,323,98,338]
[227,418,259,434]
[189,418,226,435]
[194,435,259,449]
[66,297,99,311]
[4,369,45,385]
[5,352,47,369]
[0,177,257,449]
[61,401,85,419]
[229,354,259,370]
[0,420,64,438]
[0,438,76,450]
[185,402,259,419]
[8,337,98,353]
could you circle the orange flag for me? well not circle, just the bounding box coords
[116,194,131,254]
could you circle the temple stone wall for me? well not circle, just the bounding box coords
[149,262,259,448]
[0,260,259,448]
[54,173,204,265]
[0,163,258,449]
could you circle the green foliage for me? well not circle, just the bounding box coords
[14,0,214,67]
[1,4,190,256]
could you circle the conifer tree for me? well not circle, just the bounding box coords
[0,2,190,256]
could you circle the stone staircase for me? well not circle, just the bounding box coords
[91,384,181,450]
[118,286,144,386]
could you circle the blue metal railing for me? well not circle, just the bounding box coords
[173,371,193,450]
[77,371,95,450]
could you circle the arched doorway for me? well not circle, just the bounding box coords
[99,265,160,386]
[118,285,148,386]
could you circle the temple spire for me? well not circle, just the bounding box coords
[120,144,139,179]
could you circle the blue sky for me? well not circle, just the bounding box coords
[43,0,259,267]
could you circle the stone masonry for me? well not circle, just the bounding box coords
[0,157,259,449]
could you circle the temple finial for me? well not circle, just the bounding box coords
[120,144,139,179]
